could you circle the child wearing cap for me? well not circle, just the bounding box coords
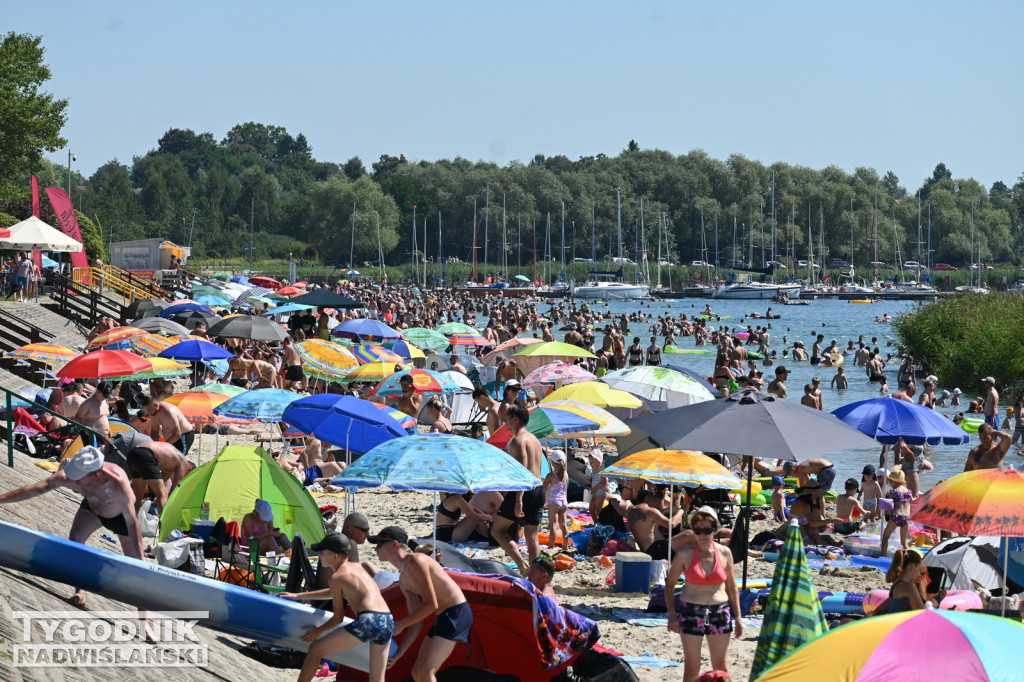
[544,450,569,550]
[860,465,883,523]
[770,476,787,523]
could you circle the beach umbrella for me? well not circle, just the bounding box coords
[168,309,221,330]
[435,322,477,336]
[369,368,462,397]
[193,295,231,309]
[339,361,402,384]
[750,519,829,679]
[540,400,631,436]
[107,357,192,381]
[332,318,401,342]
[287,289,363,308]
[514,274,531,282]
[350,344,404,365]
[602,449,742,490]
[0,215,83,251]
[383,340,426,360]
[400,327,450,351]
[663,363,722,397]
[260,301,312,316]
[923,536,1008,592]
[125,297,171,319]
[129,317,191,336]
[331,433,541,548]
[126,333,178,357]
[447,331,490,346]
[756,609,1024,681]
[480,337,545,366]
[485,401,623,449]
[7,344,76,366]
[439,369,474,392]
[214,388,302,422]
[86,326,149,350]
[275,286,302,297]
[159,302,215,318]
[229,275,249,284]
[281,394,407,455]
[601,365,716,411]
[295,339,358,367]
[512,341,596,374]
[56,350,151,379]
[522,362,597,396]
[370,402,417,430]
[191,285,231,300]
[541,381,645,419]
[248,276,282,289]
[831,397,971,445]
[41,256,59,269]
[207,315,287,342]
[162,390,253,427]
[232,285,273,306]
[188,383,248,398]
[158,338,234,362]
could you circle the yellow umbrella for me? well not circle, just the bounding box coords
[340,361,403,384]
[542,382,643,409]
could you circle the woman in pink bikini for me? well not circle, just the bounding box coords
[664,506,743,682]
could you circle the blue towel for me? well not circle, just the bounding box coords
[621,653,681,668]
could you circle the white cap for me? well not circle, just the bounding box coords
[925,375,939,384]
[63,446,104,481]
[549,449,566,463]
[588,447,604,460]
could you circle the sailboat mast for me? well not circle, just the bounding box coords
[591,202,597,264]
[616,188,623,266]
[561,202,566,281]
[471,199,477,282]
[483,183,490,281]
[502,193,507,274]
[656,209,662,289]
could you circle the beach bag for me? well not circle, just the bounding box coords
[138,500,160,538]
[556,649,639,682]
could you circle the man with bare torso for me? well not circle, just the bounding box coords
[74,381,113,438]
[105,431,193,511]
[965,423,1011,471]
[136,394,195,454]
[627,487,683,561]
[767,366,790,399]
[387,375,423,430]
[60,380,87,418]
[0,447,144,607]
[472,387,501,435]
[374,525,473,679]
[490,403,544,573]
[223,347,255,388]
[982,376,1000,428]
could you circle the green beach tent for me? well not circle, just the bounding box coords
[159,445,324,543]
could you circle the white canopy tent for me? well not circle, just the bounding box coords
[0,216,83,252]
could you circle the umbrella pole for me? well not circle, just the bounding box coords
[433,492,438,557]
[741,457,754,590]
[667,484,674,570]
[1003,537,1010,618]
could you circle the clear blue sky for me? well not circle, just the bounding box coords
[9,1,1023,191]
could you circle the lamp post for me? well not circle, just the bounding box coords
[67,149,76,196]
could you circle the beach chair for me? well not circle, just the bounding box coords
[247,538,288,595]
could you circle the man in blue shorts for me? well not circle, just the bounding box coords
[373,525,473,680]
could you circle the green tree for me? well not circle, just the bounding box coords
[882,170,906,199]
[0,32,69,186]
[342,156,366,181]
[308,175,400,267]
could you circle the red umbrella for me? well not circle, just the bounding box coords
[56,350,151,379]
[275,286,302,296]
[249,276,282,288]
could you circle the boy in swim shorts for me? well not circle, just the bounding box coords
[295,534,393,682]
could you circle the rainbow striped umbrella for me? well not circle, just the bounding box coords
[339,361,402,384]
[107,357,192,381]
[757,609,1024,681]
[540,400,631,436]
[163,390,251,425]
[602,449,742,489]
[371,402,417,430]
[351,344,404,365]
[86,326,149,350]
[7,343,77,365]
[486,404,601,449]
[126,333,179,357]
[447,331,490,346]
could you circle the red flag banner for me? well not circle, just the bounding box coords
[44,187,90,271]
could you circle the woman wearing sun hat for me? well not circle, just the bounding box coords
[664,506,742,682]
[880,469,913,557]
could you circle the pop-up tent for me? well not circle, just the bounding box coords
[159,445,324,543]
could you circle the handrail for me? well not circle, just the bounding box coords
[1,384,109,469]
[103,264,171,300]
[72,267,157,305]
[50,270,129,326]
[0,308,56,344]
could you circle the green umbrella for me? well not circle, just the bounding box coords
[435,322,477,336]
[401,327,450,351]
[750,519,829,679]
[211,272,232,280]
[191,285,231,301]
[187,383,248,398]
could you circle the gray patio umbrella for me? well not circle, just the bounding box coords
[626,388,877,585]
[129,317,191,336]
[170,309,221,330]
[207,314,288,342]
[287,290,364,308]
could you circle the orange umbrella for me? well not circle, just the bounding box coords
[56,350,151,379]
[86,326,149,350]
[162,390,248,425]
[276,286,302,296]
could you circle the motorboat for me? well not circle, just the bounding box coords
[711,281,801,300]
[572,278,650,300]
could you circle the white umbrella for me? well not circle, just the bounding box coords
[0,216,83,252]
[601,366,716,412]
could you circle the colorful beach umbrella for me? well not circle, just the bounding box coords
[400,327,450,351]
[107,357,192,381]
[163,390,249,425]
[480,336,545,366]
[540,400,631,436]
[384,340,426,360]
[602,449,742,489]
[331,433,540,494]
[56,350,151,379]
[756,609,1024,681]
[447,331,490,346]
[213,388,302,423]
[485,404,601,449]
[339,361,402,384]
[600,365,716,411]
[188,383,248,398]
[831,396,970,445]
[522,362,597,394]
[434,322,477,336]
[371,402,417,430]
[541,381,644,419]
[369,368,462,396]
[86,326,149,350]
[512,341,597,374]
[296,339,358,368]
[333,318,401,342]
[126,333,179,357]
[351,345,404,365]
[910,467,1024,537]
[750,518,829,679]
[7,343,77,365]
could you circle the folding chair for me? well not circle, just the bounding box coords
[247,538,289,594]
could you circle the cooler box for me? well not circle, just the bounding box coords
[615,551,652,593]
[190,519,216,540]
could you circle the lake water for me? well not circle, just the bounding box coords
[541,296,990,490]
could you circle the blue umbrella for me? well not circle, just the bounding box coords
[281,394,407,454]
[158,339,233,362]
[193,295,231,308]
[663,363,721,397]
[230,276,250,283]
[261,302,313,316]
[831,397,971,445]
[213,388,301,422]
[384,340,425,359]
[41,257,59,269]
[158,302,215,318]
[333,318,401,342]
[331,433,540,493]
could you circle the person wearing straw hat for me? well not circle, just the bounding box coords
[0,446,144,608]
[880,469,914,557]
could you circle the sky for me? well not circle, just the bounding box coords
[8,1,1023,191]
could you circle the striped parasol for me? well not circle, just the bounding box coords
[86,326,149,350]
[107,357,192,381]
[447,331,490,347]
[602,449,742,489]
[351,345,404,365]
[751,518,829,679]
[384,340,426,360]
[126,333,179,357]
[7,343,77,365]
[339,361,402,384]
[485,400,627,449]
[371,402,417,430]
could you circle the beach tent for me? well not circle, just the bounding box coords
[158,445,324,543]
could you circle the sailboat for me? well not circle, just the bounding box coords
[682,207,716,297]
[652,211,686,298]
[572,189,650,300]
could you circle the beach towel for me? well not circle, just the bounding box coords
[621,653,681,668]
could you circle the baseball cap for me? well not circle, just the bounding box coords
[549,449,567,463]
[310,533,352,555]
[775,366,790,375]
[368,525,409,545]
[63,446,104,481]
[254,499,274,522]
[771,475,785,487]
[983,376,996,385]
